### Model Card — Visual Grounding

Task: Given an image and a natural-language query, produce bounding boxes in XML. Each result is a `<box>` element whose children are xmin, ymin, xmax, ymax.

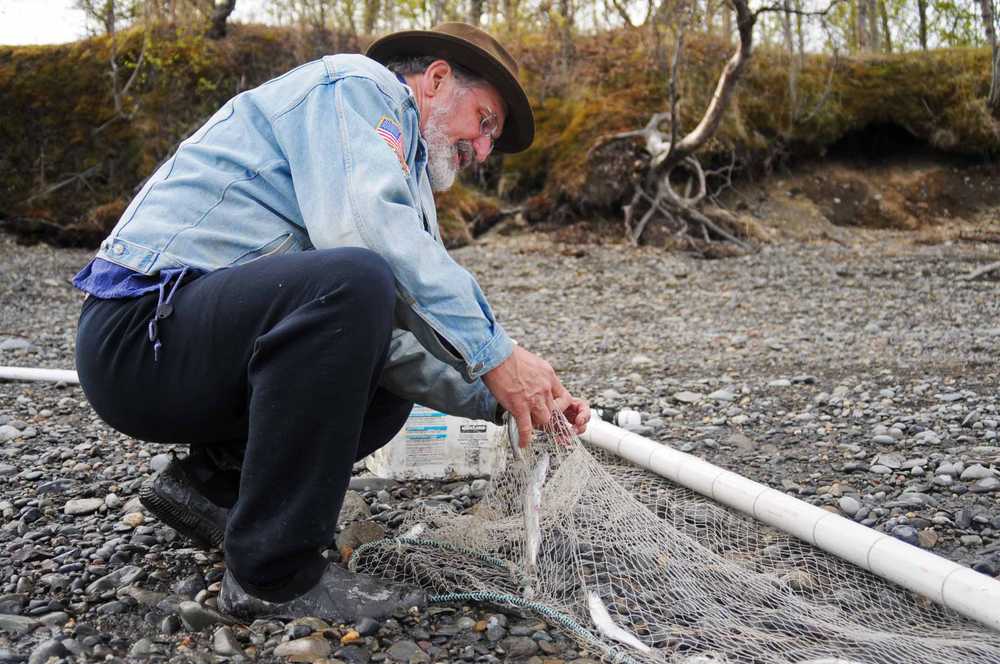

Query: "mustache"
<box><xmin>455</xmin><ymin>140</ymin><xmax>475</xmax><ymax>168</ymax></box>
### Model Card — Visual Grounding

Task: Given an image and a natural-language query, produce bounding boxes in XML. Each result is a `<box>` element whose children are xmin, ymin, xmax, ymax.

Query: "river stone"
<box><xmin>27</xmin><ymin>640</ymin><xmax>68</xmax><ymax>664</ymax></box>
<box><xmin>129</xmin><ymin>638</ymin><xmax>160</xmax><ymax>657</ymax></box>
<box><xmin>273</xmin><ymin>635</ymin><xmax>332</xmax><ymax>662</ymax></box>
<box><xmin>960</xmin><ymin>464</ymin><xmax>994</xmax><ymax>481</ymax></box>
<box><xmin>213</xmin><ymin>626</ymin><xmax>244</xmax><ymax>656</ymax></box>
<box><xmin>386</xmin><ymin>639</ymin><xmax>429</xmax><ymax>663</ymax></box>
<box><xmin>891</xmin><ymin>525</ymin><xmax>919</xmax><ymax>546</ymax></box>
<box><xmin>0</xmin><ymin>614</ymin><xmax>40</xmax><ymax>636</ymax></box>
<box><xmin>708</xmin><ymin>389</ymin><xmax>736</xmax><ymax>402</ymax></box>
<box><xmin>63</xmin><ymin>498</ymin><xmax>104</xmax><ymax>515</ymax></box>
<box><xmin>86</xmin><ymin>565</ymin><xmax>144</xmax><ymax>595</ymax></box>
<box><xmin>0</xmin><ymin>426</ymin><xmax>19</xmax><ymax>443</ymax></box>
<box><xmin>499</xmin><ymin>636</ymin><xmax>539</xmax><ymax>658</ymax></box>
<box><xmin>875</xmin><ymin>453</ymin><xmax>903</xmax><ymax>469</ymax></box>
<box><xmin>177</xmin><ymin>600</ymin><xmax>230</xmax><ymax>631</ymax></box>
<box><xmin>672</xmin><ymin>391</ymin><xmax>703</xmax><ymax>404</ymax></box>
<box><xmin>971</xmin><ymin>477</ymin><xmax>1000</xmax><ymax>493</ymax></box>
<box><xmin>338</xmin><ymin>491</ymin><xmax>370</xmax><ymax>525</ymax></box>
<box><xmin>918</xmin><ymin>529</ymin><xmax>939</xmax><ymax>548</ymax></box>
<box><xmin>150</xmin><ymin>453</ymin><xmax>172</xmax><ymax>473</ymax></box>
<box><xmin>838</xmin><ymin>496</ymin><xmax>861</xmax><ymax>516</ymax></box>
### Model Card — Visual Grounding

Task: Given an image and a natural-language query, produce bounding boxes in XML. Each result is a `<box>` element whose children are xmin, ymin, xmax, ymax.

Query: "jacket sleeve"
<box><xmin>381</xmin><ymin>329</ymin><xmax>499</xmax><ymax>422</ymax></box>
<box><xmin>270</xmin><ymin>75</ymin><xmax>514</xmax><ymax>381</ymax></box>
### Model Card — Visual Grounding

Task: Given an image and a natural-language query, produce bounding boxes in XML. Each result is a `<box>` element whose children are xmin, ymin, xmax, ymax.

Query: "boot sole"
<box><xmin>140</xmin><ymin>480</ymin><xmax>225</xmax><ymax>549</ymax></box>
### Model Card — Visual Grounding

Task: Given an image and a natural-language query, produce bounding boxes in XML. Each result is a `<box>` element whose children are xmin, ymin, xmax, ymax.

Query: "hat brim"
<box><xmin>366</xmin><ymin>31</ymin><xmax>534</xmax><ymax>154</ymax></box>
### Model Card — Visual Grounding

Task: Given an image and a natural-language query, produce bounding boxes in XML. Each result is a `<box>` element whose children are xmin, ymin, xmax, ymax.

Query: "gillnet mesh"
<box><xmin>351</xmin><ymin>416</ymin><xmax>1000</xmax><ymax>663</ymax></box>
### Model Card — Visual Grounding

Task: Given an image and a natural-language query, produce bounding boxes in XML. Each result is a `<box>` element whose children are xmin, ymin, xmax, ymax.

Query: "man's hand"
<box><xmin>482</xmin><ymin>346</ymin><xmax>590</xmax><ymax>448</ymax></box>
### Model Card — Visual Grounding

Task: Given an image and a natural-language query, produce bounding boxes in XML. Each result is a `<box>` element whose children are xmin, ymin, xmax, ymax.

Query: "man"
<box><xmin>73</xmin><ymin>23</ymin><xmax>589</xmax><ymax>623</ymax></box>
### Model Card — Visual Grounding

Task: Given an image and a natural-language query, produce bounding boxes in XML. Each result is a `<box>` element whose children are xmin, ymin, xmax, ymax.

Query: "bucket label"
<box><xmin>364</xmin><ymin>406</ymin><xmax>505</xmax><ymax>480</ymax></box>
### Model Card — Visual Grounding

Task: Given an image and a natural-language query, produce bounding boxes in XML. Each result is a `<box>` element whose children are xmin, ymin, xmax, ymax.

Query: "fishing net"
<box><xmin>350</xmin><ymin>416</ymin><xmax>1000</xmax><ymax>663</ymax></box>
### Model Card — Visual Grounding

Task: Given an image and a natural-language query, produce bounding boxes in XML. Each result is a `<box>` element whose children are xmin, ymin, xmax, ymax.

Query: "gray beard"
<box><xmin>423</xmin><ymin>107</ymin><xmax>459</xmax><ymax>192</ymax></box>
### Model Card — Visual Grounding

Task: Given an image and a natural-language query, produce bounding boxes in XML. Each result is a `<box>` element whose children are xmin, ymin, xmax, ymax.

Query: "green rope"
<box><xmin>350</xmin><ymin>536</ymin><xmax>650</xmax><ymax>664</ymax></box>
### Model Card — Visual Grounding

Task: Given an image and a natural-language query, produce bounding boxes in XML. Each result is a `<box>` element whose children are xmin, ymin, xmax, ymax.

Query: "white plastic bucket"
<box><xmin>365</xmin><ymin>405</ymin><xmax>507</xmax><ymax>480</ymax></box>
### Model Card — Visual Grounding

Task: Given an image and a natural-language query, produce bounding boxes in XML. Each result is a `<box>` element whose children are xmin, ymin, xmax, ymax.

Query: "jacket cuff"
<box><xmin>466</xmin><ymin>324</ymin><xmax>515</xmax><ymax>380</ymax></box>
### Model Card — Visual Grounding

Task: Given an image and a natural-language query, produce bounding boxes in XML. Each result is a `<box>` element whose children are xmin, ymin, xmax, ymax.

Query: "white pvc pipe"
<box><xmin>0</xmin><ymin>366</ymin><xmax>79</xmax><ymax>384</ymax></box>
<box><xmin>581</xmin><ymin>418</ymin><xmax>1000</xmax><ymax>633</ymax></box>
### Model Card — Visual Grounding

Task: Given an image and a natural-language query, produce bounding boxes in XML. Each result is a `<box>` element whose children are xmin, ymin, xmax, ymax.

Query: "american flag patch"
<box><xmin>375</xmin><ymin>115</ymin><xmax>409</xmax><ymax>175</ymax></box>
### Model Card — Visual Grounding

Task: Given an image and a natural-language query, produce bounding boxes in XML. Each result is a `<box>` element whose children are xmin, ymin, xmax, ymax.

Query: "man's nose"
<box><xmin>472</xmin><ymin>134</ymin><xmax>493</xmax><ymax>162</ymax></box>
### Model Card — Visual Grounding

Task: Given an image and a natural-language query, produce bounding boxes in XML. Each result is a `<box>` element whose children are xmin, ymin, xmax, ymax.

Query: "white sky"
<box><xmin>0</xmin><ymin>0</ymin><xmax>271</xmax><ymax>46</ymax></box>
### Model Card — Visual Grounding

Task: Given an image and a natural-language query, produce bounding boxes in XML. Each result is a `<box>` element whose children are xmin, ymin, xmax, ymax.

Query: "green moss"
<box><xmin>2</xmin><ymin>25</ymin><xmax>998</xmax><ymax>241</ymax></box>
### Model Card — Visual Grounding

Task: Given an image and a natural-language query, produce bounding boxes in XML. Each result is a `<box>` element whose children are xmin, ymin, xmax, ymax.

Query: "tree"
<box><xmin>187</xmin><ymin>0</ymin><xmax>238</xmax><ymax>38</ymax></box>
<box><xmin>979</xmin><ymin>0</ymin><xmax>1000</xmax><ymax>117</ymax></box>
<box><xmin>76</xmin><ymin>0</ymin><xmax>139</xmax><ymax>35</ymax></box>
<box><xmin>917</xmin><ymin>0</ymin><xmax>928</xmax><ymax>49</ymax></box>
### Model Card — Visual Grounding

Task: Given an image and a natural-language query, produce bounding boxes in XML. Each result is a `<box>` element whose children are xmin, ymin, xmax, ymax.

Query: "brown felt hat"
<box><xmin>366</xmin><ymin>22</ymin><xmax>534</xmax><ymax>153</ymax></box>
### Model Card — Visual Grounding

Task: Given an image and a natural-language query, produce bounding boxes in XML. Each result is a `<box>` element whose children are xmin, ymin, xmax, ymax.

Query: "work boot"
<box><xmin>139</xmin><ymin>457</ymin><xmax>231</xmax><ymax>549</ymax></box>
<box><xmin>217</xmin><ymin>563</ymin><xmax>427</xmax><ymax>623</ymax></box>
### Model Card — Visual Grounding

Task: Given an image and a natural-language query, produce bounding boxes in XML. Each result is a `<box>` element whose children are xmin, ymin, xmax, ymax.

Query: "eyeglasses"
<box><xmin>480</xmin><ymin>109</ymin><xmax>500</xmax><ymax>152</ymax></box>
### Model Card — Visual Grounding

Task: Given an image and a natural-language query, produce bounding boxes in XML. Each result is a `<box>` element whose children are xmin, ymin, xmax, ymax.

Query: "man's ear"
<box><xmin>423</xmin><ymin>59</ymin><xmax>452</xmax><ymax>97</ymax></box>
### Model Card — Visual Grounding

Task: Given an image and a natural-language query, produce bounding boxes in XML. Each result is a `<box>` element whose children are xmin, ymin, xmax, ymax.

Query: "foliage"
<box><xmin>1</xmin><ymin>23</ymin><xmax>999</xmax><ymax>247</ymax></box>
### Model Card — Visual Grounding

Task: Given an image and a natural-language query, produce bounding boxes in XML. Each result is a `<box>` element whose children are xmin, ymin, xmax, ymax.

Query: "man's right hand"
<box><xmin>482</xmin><ymin>346</ymin><xmax>589</xmax><ymax>448</ymax></box>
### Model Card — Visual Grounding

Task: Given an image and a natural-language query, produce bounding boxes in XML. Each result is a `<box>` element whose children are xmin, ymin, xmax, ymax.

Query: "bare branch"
<box><xmin>658</xmin><ymin>0</ymin><xmax>755</xmax><ymax>172</ymax></box>
<box><xmin>960</xmin><ymin>261</ymin><xmax>1000</xmax><ymax>281</ymax></box>
<box><xmin>24</xmin><ymin>167</ymin><xmax>100</xmax><ymax>204</ymax></box>
<box><xmin>752</xmin><ymin>0</ymin><xmax>845</xmax><ymax>19</ymax></box>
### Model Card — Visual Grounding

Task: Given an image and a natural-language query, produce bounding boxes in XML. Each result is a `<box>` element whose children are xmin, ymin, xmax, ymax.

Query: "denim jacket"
<box><xmin>91</xmin><ymin>54</ymin><xmax>509</xmax><ymax>421</ymax></box>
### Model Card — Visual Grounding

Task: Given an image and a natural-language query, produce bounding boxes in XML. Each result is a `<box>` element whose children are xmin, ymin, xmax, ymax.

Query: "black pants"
<box><xmin>76</xmin><ymin>248</ymin><xmax>413</xmax><ymax>599</ymax></box>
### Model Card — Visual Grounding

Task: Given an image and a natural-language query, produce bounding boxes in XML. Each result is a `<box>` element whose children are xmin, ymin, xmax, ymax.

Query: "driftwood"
<box><xmin>960</xmin><ymin>261</ymin><xmax>1000</xmax><ymax>281</ymax></box>
<box><xmin>591</xmin><ymin>0</ymin><xmax>842</xmax><ymax>252</ymax></box>
<box><xmin>592</xmin><ymin>0</ymin><xmax>757</xmax><ymax>250</ymax></box>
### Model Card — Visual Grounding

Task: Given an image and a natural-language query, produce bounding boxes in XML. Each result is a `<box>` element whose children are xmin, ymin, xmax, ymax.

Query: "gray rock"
<box><xmin>971</xmin><ymin>477</ymin><xmax>1000</xmax><ymax>493</ymax></box>
<box><xmin>891</xmin><ymin>525</ymin><xmax>919</xmax><ymax>546</ymax></box>
<box><xmin>355</xmin><ymin>616</ymin><xmax>380</xmax><ymax>637</ymax></box>
<box><xmin>177</xmin><ymin>600</ymin><xmax>230</xmax><ymax>631</ymax></box>
<box><xmin>875</xmin><ymin>453</ymin><xmax>903</xmax><ymax>469</ymax></box>
<box><xmin>161</xmin><ymin>614</ymin><xmax>182</xmax><ymax>635</ymax></box>
<box><xmin>672</xmin><ymin>391</ymin><xmax>703</xmax><ymax>404</ymax></box>
<box><xmin>338</xmin><ymin>491</ymin><xmax>371</xmax><ymax>525</ymax></box>
<box><xmin>0</xmin><ymin>338</ymin><xmax>34</xmax><ymax>352</ymax></box>
<box><xmin>838</xmin><ymin>496</ymin><xmax>861</xmax><ymax>516</ymax></box>
<box><xmin>63</xmin><ymin>498</ymin><xmax>104</xmax><ymax>515</ymax></box>
<box><xmin>499</xmin><ymin>636</ymin><xmax>539</xmax><ymax>658</ymax></box>
<box><xmin>960</xmin><ymin>464</ymin><xmax>994</xmax><ymax>481</ymax></box>
<box><xmin>121</xmin><ymin>585</ymin><xmax>167</xmax><ymax>607</ymax></box>
<box><xmin>129</xmin><ymin>638</ymin><xmax>161</xmax><ymax>657</ymax></box>
<box><xmin>213</xmin><ymin>626</ymin><xmax>244</xmax><ymax>656</ymax></box>
<box><xmin>150</xmin><ymin>453</ymin><xmax>172</xmax><ymax>473</ymax></box>
<box><xmin>273</xmin><ymin>635</ymin><xmax>332</xmax><ymax>661</ymax></box>
<box><xmin>870</xmin><ymin>465</ymin><xmax>892</xmax><ymax>475</ymax></box>
<box><xmin>86</xmin><ymin>565</ymin><xmax>144</xmax><ymax>595</ymax></box>
<box><xmin>0</xmin><ymin>614</ymin><xmax>40</xmax><ymax>636</ymax></box>
<box><xmin>767</xmin><ymin>379</ymin><xmax>792</xmax><ymax>387</ymax></box>
<box><xmin>27</xmin><ymin>640</ymin><xmax>68</xmax><ymax>664</ymax></box>
<box><xmin>707</xmin><ymin>389</ymin><xmax>736</xmax><ymax>402</ymax></box>
<box><xmin>872</xmin><ymin>435</ymin><xmax>895</xmax><ymax>445</ymax></box>
<box><xmin>0</xmin><ymin>426</ymin><xmax>19</xmax><ymax>443</ymax></box>
<box><xmin>386</xmin><ymin>639</ymin><xmax>429</xmax><ymax>663</ymax></box>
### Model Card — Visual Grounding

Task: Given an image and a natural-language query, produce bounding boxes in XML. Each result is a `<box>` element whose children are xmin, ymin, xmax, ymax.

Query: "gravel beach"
<box><xmin>1</xmin><ymin>231</ymin><xmax>998</xmax><ymax>663</ymax></box>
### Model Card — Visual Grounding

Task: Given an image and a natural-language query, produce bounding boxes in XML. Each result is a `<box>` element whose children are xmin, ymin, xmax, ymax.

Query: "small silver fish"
<box><xmin>505</xmin><ymin>412</ymin><xmax>524</xmax><ymax>463</ymax></box>
<box><xmin>523</xmin><ymin>451</ymin><xmax>550</xmax><ymax>573</ymax></box>
<box><xmin>586</xmin><ymin>591</ymin><xmax>652</xmax><ymax>654</ymax></box>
